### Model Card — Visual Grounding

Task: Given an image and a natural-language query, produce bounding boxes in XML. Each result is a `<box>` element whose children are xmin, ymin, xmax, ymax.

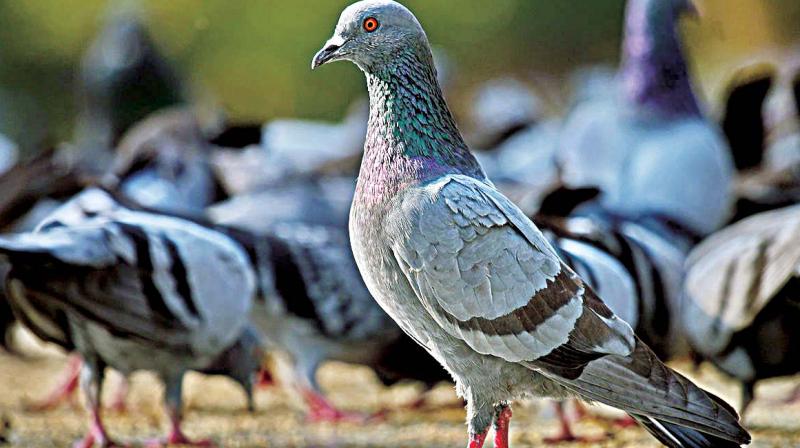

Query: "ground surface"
<box><xmin>0</xmin><ymin>347</ymin><xmax>798</xmax><ymax>447</ymax></box>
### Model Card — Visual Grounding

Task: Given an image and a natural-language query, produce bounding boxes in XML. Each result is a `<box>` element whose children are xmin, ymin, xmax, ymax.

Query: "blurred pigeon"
<box><xmin>713</xmin><ymin>51</ymin><xmax>800</xmax><ymax>222</ymax></box>
<box><xmin>468</xmin><ymin>78</ymin><xmax>543</xmax><ymax>150</ymax></box>
<box><xmin>2</xmin><ymin>189</ymin><xmax>255</xmax><ymax>447</ymax></box>
<box><xmin>682</xmin><ymin>204</ymin><xmax>800</xmax><ymax>414</ymax></box>
<box><xmin>106</xmin><ymin>107</ymin><xmax>225</xmax><ymax>218</ymax></box>
<box><xmin>208</xmin><ymin>176</ymin><xmax>355</xmax><ymax>231</ymax></box>
<box><xmin>216</xmin><ymin>220</ymin><xmax>451</xmax><ymax>421</ymax></box>
<box><xmin>720</xmin><ymin>63</ymin><xmax>776</xmax><ymax>172</ymax></box>
<box><xmin>557</xmin><ymin>0</ymin><xmax>735</xmax><ymax>243</ymax></box>
<box><xmin>313</xmin><ymin>2</ymin><xmax>749</xmax><ymax>447</ymax></box>
<box><xmin>75</xmin><ymin>1</ymin><xmax>184</xmax><ymax>153</ymax></box>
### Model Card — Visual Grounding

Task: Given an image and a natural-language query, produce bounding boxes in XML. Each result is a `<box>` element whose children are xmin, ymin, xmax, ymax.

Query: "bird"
<box><xmin>556</xmin><ymin>0</ymin><xmax>735</xmax><ymax>250</ymax></box>
<box><xmin>105</xmin><ymin>107</ymin><xmax>225</xmax><ymax>218</ymax></box>
<box><xmin>721</xmin><ymin>55</ymin><xmax>800</xmax><ymax>222</ymax></box>
<box><xmin>23</xmin><ymin>108</ymin><xmax>229</xmax><ymax>413</ymax></box>
<box><xmin>74</xmin><ymin>1</ymin><xmax>185</xmax><ymax>155</ymax></box>
<box><xmin>214</xmin><ymin>219</ymin><xmax>452</xmax><ymax>421</ymax></box>
<box><xmin>312</xmin><ymin>2</ymin><xmax>750</xmax><ymax>447</ymax></box>
<box><xmin>2</xmin><ymin>188</ymin><xmax>256</xmax><ymax>447</ymax></box>
<box><xmin>682</xmin><ymin>204</ymin><xmax>800</xmax><ymax>415</ymax></box>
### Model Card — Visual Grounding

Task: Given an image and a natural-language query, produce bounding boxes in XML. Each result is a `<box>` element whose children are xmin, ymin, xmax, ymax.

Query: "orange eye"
<box><xmin>363</xmin><ymin>17</ymin><xmax>379</xmax><ymax>32</ymax></box>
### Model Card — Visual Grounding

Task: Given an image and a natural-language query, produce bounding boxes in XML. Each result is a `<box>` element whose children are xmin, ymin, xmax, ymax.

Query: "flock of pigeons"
<box><xmin>0</xmin><ymin>0</ymin><xmax>798</xmax><ymax>447</ymax></box>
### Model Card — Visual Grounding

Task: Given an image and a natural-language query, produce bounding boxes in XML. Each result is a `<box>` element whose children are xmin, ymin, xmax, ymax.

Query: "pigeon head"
<box><xmin>312</xmin><ymin>0</ymin><xmax>429</xmax><ymax>73</ymax></box>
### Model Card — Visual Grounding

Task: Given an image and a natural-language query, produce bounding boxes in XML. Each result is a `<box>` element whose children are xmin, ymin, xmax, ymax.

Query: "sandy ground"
<box><xmin>0</xmin><ymin>344</ymin><xmax>798</xmax><ymax>448</ymax></box>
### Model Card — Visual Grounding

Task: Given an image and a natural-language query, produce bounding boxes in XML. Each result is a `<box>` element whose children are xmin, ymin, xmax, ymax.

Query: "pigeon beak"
<box><xmin>312</xmin><ymin>36</ymin><xmax>346</xmax><ymax>70</ymax></box>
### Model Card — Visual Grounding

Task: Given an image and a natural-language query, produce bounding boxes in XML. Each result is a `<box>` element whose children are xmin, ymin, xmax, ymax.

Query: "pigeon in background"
<box><xmin>724</xmin><ymin>53</ymin><xmax>800</xmax><ymax>221</ymax></box>
<box><xmin>682</xmin><ymin>204</ymin><xmax>800</xmax><ymax>414</ymax></box>
<box><xmin>74</xmin><ymin>0</ymin><xmax>185</xmax><ymax>155</ymax></box>
<box><xmin>557</xmin><ymin>0</ymin><xmax>735</xmax><ymax>248</ymax></box>
<box><xmin>468</xmin><ymin>79</ymin><xmax>562</xmax><ymax>214</ymax></box>
<box><xmin>2</xmin><ymin>189</ymin><xmax>256</xmax><ymax>447</ymax></box>
<box><xmin>106</xmin><ymin>107</ymin><xmax>225</xmax><ymax>218</ymax></box>
<box><xmin>208</xmin><ymin>175</ymin><xmax>355</xmax><ymax>231</ymax></box>
<box><xmin>22</xmin><ymin>109</ymin><xmax>230</xmax><ymax>412</ymax></box>
<box><xmin>313</xmin><ymin>2</ymin><xmax>749</xmax><ymax>447</ymax></box>
<box><xmin>215</xmin><ymin>219</ymin><xmax>451</xmax><ymax>421</ymax></box>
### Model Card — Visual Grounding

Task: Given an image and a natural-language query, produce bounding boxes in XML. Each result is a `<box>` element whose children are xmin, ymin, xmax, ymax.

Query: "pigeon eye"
<box><xmin>363</xmin><ymin>17</ymin><xmax>379</xmax><ymax>33</ymax></box>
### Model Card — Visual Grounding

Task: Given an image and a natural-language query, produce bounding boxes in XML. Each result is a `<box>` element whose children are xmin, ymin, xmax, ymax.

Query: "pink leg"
<box><xmin>783</xmin><ymin>384</ymin><xmax>800</xmax><ymax>405</ymax></box>
<box><xmin>108</xmin><ymin>377</ymin><xmax>129</xmax><ymax>413</ymax></box>
<box><xmin>302</xmin><ymin>389</ymin><xmax>385</xmax><ymax>423</ymax></box>
<box><xmin>544</xmin><ymin>401</ymin><xmax>610</xmax><ymax>444</ymax></box>
<box><xmin>29</xmin><ymin>355</ymin><xmax>82</xmax><ymax>411</ymax></box>
<box><xmin>574</xmin><ymin>400</ymin><xmax>636</xmax><ymax>428</ymax></box>
<box><xmin>255</xmin><ymin>368</ymin><xmax>274</xmax><ymax>389</ymax></box>
<box><xmin>73</xmin><ymin>361</ymin><xmax>124</xmax><ymax>448</ymax></box>
<box><xmin>145</xmin><ymin>403</ymin><xmax>214</xmax><ymax>448</ymax></box>
<box><xmin>494</xmin><ymin>405</ymin><xmax>512</xmax><ymax>448</ymax></box>
<box><xmin>467</xmin><ymin>428</ymin><xmax>488</xmax><ymax>448</ymax></box>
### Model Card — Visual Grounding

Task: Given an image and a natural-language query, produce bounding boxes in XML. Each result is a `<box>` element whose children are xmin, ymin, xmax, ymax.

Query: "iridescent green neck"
<box><xmin>357</xmin><ymin>44</ymin><xmax>484</xmax><ymax>201</ymax></box>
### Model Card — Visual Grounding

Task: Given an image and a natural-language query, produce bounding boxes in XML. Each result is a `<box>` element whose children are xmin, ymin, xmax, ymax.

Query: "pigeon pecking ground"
<box><xmin>0</xmin><ymin>349</ymin><xmax>797</xmax><ymax>447</ymax></box>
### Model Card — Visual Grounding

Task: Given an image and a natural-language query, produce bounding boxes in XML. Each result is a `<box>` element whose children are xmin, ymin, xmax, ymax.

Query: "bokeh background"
<box><xmin>0</xmin><ymin>0</ymin><xmax>799</xmax><ymax>153</ymax></box>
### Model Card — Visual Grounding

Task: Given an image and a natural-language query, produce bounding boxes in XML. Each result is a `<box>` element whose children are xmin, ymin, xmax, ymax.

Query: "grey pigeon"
<box><xmin>313</xmin><ymin>2</ymin><xmax>750</xmax><ymax>447</ymax></box>
<box><xmin>725</xmin><ymin>54</ymin><xmax>800</xmax><ymax>221</ymax></box>
<box><xmin>682</xmin><ymin>204</ymin><xmax>800</xmax><ymax>414</ymax></box>
<box><xmin>208</xmin><ymin>175</ymin><xmax>355</xmax><ymax>231</ymax></box>
<box><xmin>106</xmin><ymin>107</ymin><xmax>224</xmax><ymax>218</ymax></box>
<box><xmin>557</xmin><ymin>0</ymin><xmax>734</xmax><ymax>245</ymax></box>
<box><xmin>2</xmin><ymin>189</ymin><xmax>255</xmax><ymax>447</ymax></box>
<box><xmin>216</xmin><ymin>219</ymin><xmax>451</xmax><ymax>421</ymax></box>
<box><xmin>75</xmin><ymin>1</ymin><xmax>184</xmax><ymax>153</ymax></box>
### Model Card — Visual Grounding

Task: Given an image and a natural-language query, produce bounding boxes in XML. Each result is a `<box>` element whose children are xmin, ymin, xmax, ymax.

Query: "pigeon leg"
<box><xmin>145</xmin><ymin>375</ymin><xmax>213</xmax><ymax>448</ymax></box>
<box><xmin>296</xmin><ymin>359</ymin><xmax>379</xmax><ymax>423</ymax></box>
<box><xmin>493</xmin><ymin>403</ymin><xmax>512</xmax><ymax>448</ymax></box>
<box><xmin>741</xmin><ymin>381</ymin><xmax>755</xmax><ymax>417</ymax></box>
<box><xmin>107</xmin><ymin>375</ymin><xmax>129</xmax><ymax>413</ymax></box>
<box><xmin>544</xmin><ymin>401</ymin><xmax>610</xmax><ymax>444</ymax></box>
<box><xmin>28</xmin><ymin>354</ymin><xmax>82</xmax><ymax>411</ymax></box>
<box><xmin>73</xmin><ymin>358</ymin><xmax>122</xmax><ymax>448</ymax></box>
<box><xmin>572</xmin><ymin>400</ymin><xmax>636</xmax><ymax>428</ymax></box>
<box><xmin>782</xmin><ymin>383</ymin><xmax>800</xmax><ymax>405</ymax></box>
<box><xmin>255</xmin><ymin>367</ymin><xmax>274</xmax><ymax>389</ymax></box>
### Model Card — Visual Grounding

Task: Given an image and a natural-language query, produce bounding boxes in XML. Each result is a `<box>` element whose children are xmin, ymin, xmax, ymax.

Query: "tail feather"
<box><xmin>633</xmin><ymin>415</ymin><xmax>744</xmax><ymax>448</ymax></box>
<box><xmin>544</xmin><ymin>339</ymin><xmax>750</xmax><ymax>445</ymax></box>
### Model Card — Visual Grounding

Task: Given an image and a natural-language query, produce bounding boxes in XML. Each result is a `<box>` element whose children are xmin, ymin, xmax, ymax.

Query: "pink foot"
<box><xmin>72</xmin><ymin>431</ymin><xmax>126</xmax><ymax>448</ymax></box>
<box><xmin>144</xmin><ymin>433</ymin><xmax>215</xmax><ymax>448</ymax></box>
<box><xmin>255</xmin><ymin>368</ymin><xmax>274</xmax><ymax>389</ymax></box>
<box><xmin>468</xmin><ymin>429</ymin><xmax>488</xmax><ymax>448</ymax></box>
<box><xmin>303</xmin><ymin>390</ymin><xmax>384</xmax><ymax>423</ymax></box>
<box><xmin>545</xmin><ymin>402</ymin><xmax>611</xmax><ymax>444</ymax></box>
<box><xmin>29</xmin><ymin>356</ymin><xmax>82</xmax><ymax>411</ymax></box>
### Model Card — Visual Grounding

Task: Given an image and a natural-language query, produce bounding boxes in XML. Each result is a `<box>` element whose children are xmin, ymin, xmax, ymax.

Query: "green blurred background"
<box><xmin>0</xmin><ymin>0</ymin><xmax>798</xmax><ymax>151</ymax></box>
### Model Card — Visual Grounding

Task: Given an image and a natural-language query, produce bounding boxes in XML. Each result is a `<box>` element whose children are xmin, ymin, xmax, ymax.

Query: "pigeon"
<box><xmin>208</xmin><ymin>175</ymin><xmax>355</xmax><ymax>231</ymax></box>
<box><xmin>2</xmin><ymin>189</ymin><xmax>256</xmax><ymax>447</ymax></box>
<box><xmin>74</xmin><ymin>1</ymin><xmax>185</xmax><ymax>153</ymax></box>
<box><xmin>106</xmin><ymin>107</ymin><xmax>225</xmax><ymax>218</ymax></box>
<box><xmin>557</xmin><ymin>0</ymin><xmax>735</xmax><ymax>244</ymax></box>
<box><xmin>215</xmin><ymin>219</ymin><xmax>451</xmax><ymax>421</ymax></box>
<box><xmin>725</xmin><ymin>55</ymin><xmax>800</xmax><ymax>221</ymax></box>
<box><xmin>682</xmin><ymin>204</ymin><xmax>800</xmax><ymax>414</ymax></box>
<box><xmin>313</xmin><ymin>2</ymin><xmax>750</xmax><ymax>447</ymax></box>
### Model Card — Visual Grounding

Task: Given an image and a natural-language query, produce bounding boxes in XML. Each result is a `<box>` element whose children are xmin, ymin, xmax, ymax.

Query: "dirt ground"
<box><xmin>0</xmin><ymin>343</ymin><xmax>798</xmax><ymax>448</ymax></box>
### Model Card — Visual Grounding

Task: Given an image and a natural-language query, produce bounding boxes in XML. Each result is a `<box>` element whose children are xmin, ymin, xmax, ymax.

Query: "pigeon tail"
<box><xmin>633</xmin><ymin>413</ymin><xmax>744</xmax><ymax>448</ymax></box>
<box><xmin>539</xmin><ymin>339</ymin><xmax>750</xmax><ymax>446</ymax></box>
